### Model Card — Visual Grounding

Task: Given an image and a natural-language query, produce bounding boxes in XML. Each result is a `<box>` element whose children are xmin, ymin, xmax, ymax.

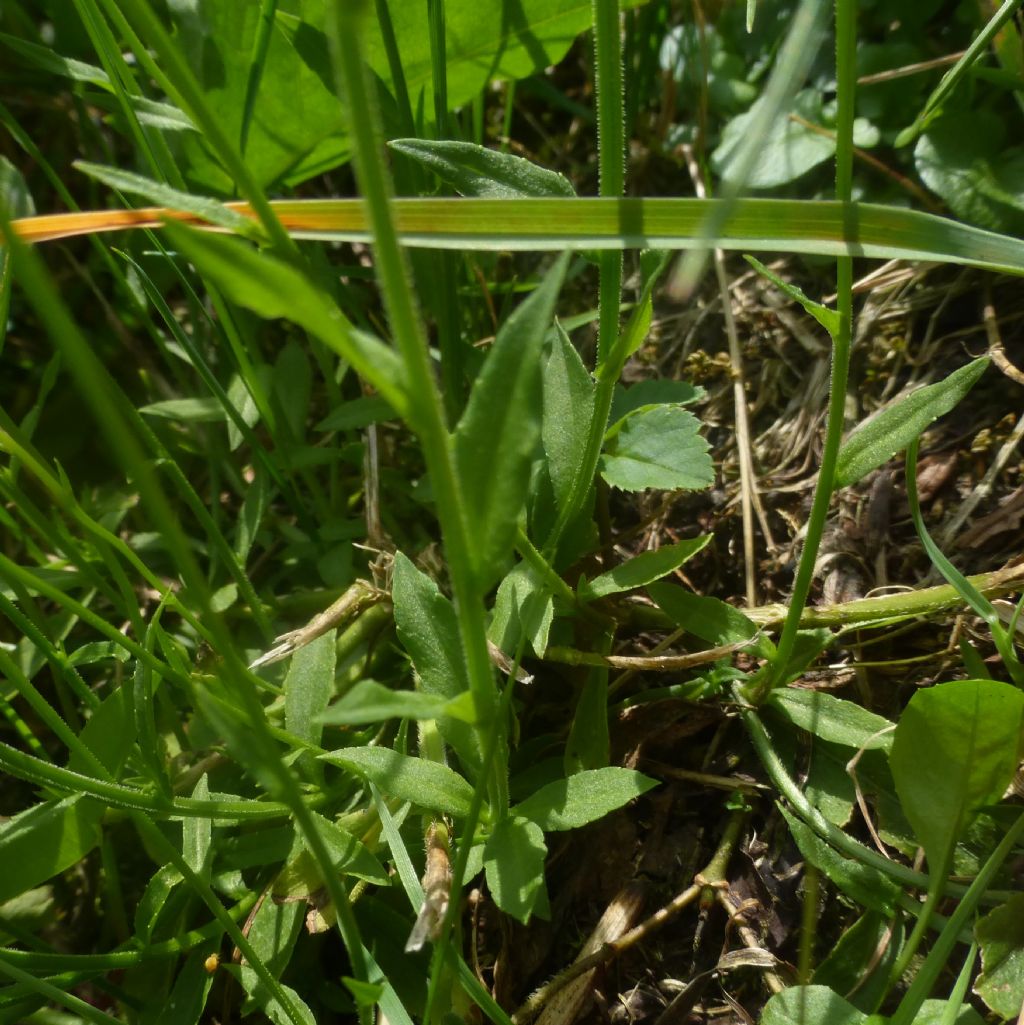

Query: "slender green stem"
<box><xmin>888</xmin><ymin>810</ymin><xmax>1024</xmax><ymax>1025</ymax></box>
<box><xmin>906</xmin><ymin>438</ymin><xmax>1023</xmax><ymax>683</ymax></box>
<box><xmin>128</xmin><ymin>812</ymin><xmax>308</xmax><ymax>1025</ymax></box>
<box><xmin>0</xmin><ymin>896</ymin><xmax>255</xmax><ymax>971</ymax></box>
<box><xmin>734</xmin><ymin>689</ymin><xmax>1016</xmax><ymax>902</ymax></box>
<box><xmin>543</xmin><ymin>0</ymin><xmax>625</xmax><ymax>555</ymax></box>
<box><xmin>754</xmin><ymin>0</ymin><xmax>856</xmax><ymax>700</ymax></box>
<box><xmin>0</xmin><ymin>740</ymin><xmax>296</xmax><ymax>819</ymax></box>
<box><xmin>592</xmin><ymin>0</ymin><xmax>624</xmax><ymax>366</ymax></box>
<box><xmin>326</xmin><ymin>3</ymin><xmax>499</xmax><ymax>761</ymax></box>
<box><xmin>0</xmin><ymin>958</ymin><xmax>123</xmax><ymax>1025</ymax></box>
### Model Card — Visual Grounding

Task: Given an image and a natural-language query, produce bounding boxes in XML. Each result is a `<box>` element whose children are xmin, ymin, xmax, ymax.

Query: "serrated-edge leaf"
<box><xmin>835</xmin><ymin>357</ymin><xmax>989</xmax><ymax>488</ymax></box>
<box><xmin>607</xmin><ymin>379</ymin><xmax>704</xmax><ymax>428</ymax></box>
<box><xmin>389</xmin><ymin>139</ymin><xmax>575</xmax><ymax>198</ymax></box>
<box><xmin>600</xmin><ymin>404</ymin><xmax>713</xmax><ymax>493</ymax></box>
<box><xmin>320</xmin><ymin>747</ymin><xmax>475</xmax><ymax>818</ymax></box>
<box><xmin>580</xmin><ymin>535</ymin><xmax>711</xmax><ymax>600</ymax></box>
<box><xmin>511</xmin><ymin>767</ymin><xmax>658</xmax><ymax>831</ymax></box>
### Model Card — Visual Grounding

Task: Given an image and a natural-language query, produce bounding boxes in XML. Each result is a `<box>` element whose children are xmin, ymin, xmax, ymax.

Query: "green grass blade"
<box><xmin>896</xmin><ymin>0</ymin><xmax>1023</xmax><ymax>146</ymax></box>
<box><xmin>244</xmin><ymin>196</ymin><xmax>1024</xmax><ymax>275</ymax></box>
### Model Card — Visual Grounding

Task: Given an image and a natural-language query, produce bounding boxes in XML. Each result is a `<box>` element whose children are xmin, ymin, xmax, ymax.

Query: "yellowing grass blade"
<box><xmin>10</xmin><ymin>197</ymin><xmax>1024</xmax><ymax>276</ymax></box>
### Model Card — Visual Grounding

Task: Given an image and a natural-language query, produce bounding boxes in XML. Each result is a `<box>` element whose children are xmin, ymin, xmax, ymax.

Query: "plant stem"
<box><xmin>326</xmin><ymin>3</ymin><xmax>501</xmax><ymax>798</ymax></box>
<box><xmin>543</xmin><ymin>0</ymin><xmax>624</xmax><ymax>554</ymax></box>
<box><xmin>754</xmin><ymin>0</ymin><xmax>856</xmax><ymax>700</ymax></box>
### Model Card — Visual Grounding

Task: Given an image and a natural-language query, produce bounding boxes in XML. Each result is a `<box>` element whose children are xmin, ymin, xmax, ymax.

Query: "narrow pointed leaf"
<box><xmin>159</xmin><ymin>223</ymin><xmax>411</xmax><ymax>422</ymax></box>
<box><xmin>579</xmin><ymin>535</ymin><xmax>711</xmax><ymax>600</ymax></box>
<box><xmin>320</xmin><ymin>747</ymin><xmax>475</xmax><ymax>819</ymax></box>
<box><xmin>836</xmin><ymin>357</ymin><xmax>989</xmax><ymax>488</ymax></box>
<box><xmin>388</xmin><ymin>139</ymin><xmax>574</xmax><ymax>198</ymax></box>
<box><xmin>542</xmin><ymin>321</ymin><xmax>596</xmax><ymax>514</ymax></box>
<box><xmin>454</xmin><ymin>255</ymin><xmax>568</xmax><ymax>590</ymax></box>
<box><xmin>512</xmin><ymin>767</ymin><xmax>658</xmax><ymax>831</ymax></box>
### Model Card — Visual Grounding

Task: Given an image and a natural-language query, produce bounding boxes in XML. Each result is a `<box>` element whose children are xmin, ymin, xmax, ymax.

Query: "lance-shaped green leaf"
<box><xmin>579</xmin><ymin>535</ymin><xmax>711</xmax><ymax>601</ymax></box>
<box><xmin>512</xmin><ymin>767</ymin><xmax>658</xmax><ymax>831</ymax></box>
<box><xmin>454</xmin><ymin>254</ymin><xmax>568</xmax><ymax>591</ymax></box>
<box><xmin>23</xmin><ymin>197</ymin><xmax>1024</xmax><ymax>278</ymax></box>
<box><xmin>391</xmin><ymin>552</ymin><xmax>481</xmax><ymax>771</ymax></box>
<box><xmin>318</xmin><ymin>680</ymin><xmax>475</xmax><ymax>726</ymax></box>
<box><xmin>835</xmin><ymin>357</ymin><xmax>989</xmax><ymax>488</ymax></box>
<box><xmin>160</xmin><ymin>223</ymin><xmax>411</xmax><ymax>423</ymax></box>
<box><xmin>75</xmin><ymin>161</ymin><xmax>260</xmax><ymax>237</ymax></box>
<box><xmin>0</xmin><ymin>795</ymin><xmax>103</xmax><ymax>903</ymax></box>
<box><xmin>745</xmin><ymin>254</ymin><xmax>840</xmax><ymax>337</ymax></box>
<box><xmin>542</xmin><ymin>321</ymin><xmax>596</xmax><ymax>514</ymax></box>
<box><xmin>320</xmin><ymin>747</ymin><xmax>475</xmax><ymax>819</ymax></box>
<box><xmin>388</xmin><ymin>139</ymin><xmax>575</xmax><ymax>198</ymax></box>
<box><xmin>780</xmin><ymin>807</ymin><xmax>901</xmax><ymax>916</ymax></box>
<box><xmin>647</xmin><ymin>582</ymin><xmax>758</xmax><ymax>646</ymax></box>
<box><xmin>760</xmin><ymin>985</ymin><xmax>866</xmax><ymax>1025</ymax></box>
<box><xmin>768</xmin><ymin>689</ymin><xmax>895</xmax><ymax>752</ymax></box>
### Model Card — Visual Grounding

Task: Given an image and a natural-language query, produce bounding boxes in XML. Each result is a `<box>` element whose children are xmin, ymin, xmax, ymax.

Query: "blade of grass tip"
<box><xmin>671</xmin><ymin>0</ymin><xmax>829</xmax><ymax>297</ymax></box>
<box><xmin>755</xmin><ymin>0</ymin><xmax>856</xmax><ymax>698</ymax></box>
<box><xmin>15</xmin><ymin>196</ymin><xmax>1024</xmax><ymax>277</ymax></box>
<box><xmin>239</xmin><ymin>0</ymin><xmax>278</xmax><ymax>156</ymax></box>
<box><xmin>896</xmin><ymin>0</ymin><xmax>1023</xmax><ymax>146</ymax></box>
<box><xmin>110</xmin><ymin>0</ymin><xmax>292</xmax><ymax>253</ymax></box>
